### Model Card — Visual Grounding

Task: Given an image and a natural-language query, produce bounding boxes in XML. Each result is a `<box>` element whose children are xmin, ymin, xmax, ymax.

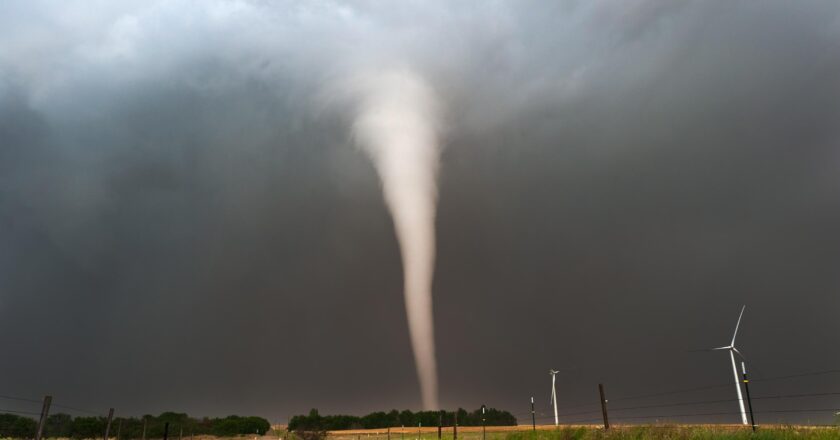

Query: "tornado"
<box><xmin>352</xmin><ymin>69</ymin><xmax>441</xmax><ymax>410</ymax></box>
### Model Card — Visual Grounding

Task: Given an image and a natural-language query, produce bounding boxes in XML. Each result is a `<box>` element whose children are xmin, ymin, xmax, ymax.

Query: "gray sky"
<box><xmin>2</xmin><ymin>0</ymin><xmax>840</xmax><ymax>425</ymax></box>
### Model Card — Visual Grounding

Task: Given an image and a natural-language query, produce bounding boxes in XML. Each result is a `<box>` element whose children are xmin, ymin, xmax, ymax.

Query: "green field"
<box><xmin>505</xmin><ymin>426</ymin><xmax>840</xmax><ymax>440</ymax></box>
<box><xmin>325</xmin><ymin>426</ymin><xmax>840</xmax><ymax>440</ymax></box>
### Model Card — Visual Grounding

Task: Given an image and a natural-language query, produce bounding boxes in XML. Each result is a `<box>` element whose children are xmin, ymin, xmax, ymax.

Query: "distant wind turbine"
<box><xmin>549</xmin><ymin>369</ymin><xmax>559</xmax><ymax>426</ymax></box>
<box><xmin>711</xmin><ymin>305</ymin><xmax>749</xmax><ymax>425</ymax></box>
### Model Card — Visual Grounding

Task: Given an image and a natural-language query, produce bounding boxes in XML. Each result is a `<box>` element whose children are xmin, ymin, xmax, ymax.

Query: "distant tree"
<box><xmin>70</xmin><ymin>416</ymin><xmax>106</xmax><ymax>440</ymax></box>
<box><xmin>46</xmin><ymin>413</ymin><xmax>73</xmax><ymax>438</ymax></box>
<box><xmin>0</xmin><ymin>413</ymin><xmax>37</xmax><ymax>438</ymax></box>
<box><xmin>289</xmin><ymin>409</ymin><xmax>328</xmax><ymax>440</ymax></box>
<box><xmin>157</xmin><ymin>412</ymin><xmax>189</xmax><ymax>424</ymax></box>
<box><xmin>211</xmin><ymin>415</ymin><xmax>270</xmax><ymax>436</ymax></box>
<box><xmin>387</xmin><ymin>410</ymin><xmax>400</xmax><ymax>427</ymax></box>
<box><xmin>0</xmin><ymin>410</ymin><xmax>275</xmax><ymax>439</ymax></box>
<box><xmin>398</xmin><ymin>410</ymin><xmax>414</xmax><ymax>427</ymax></box>
<box><xmin>289</xmin><ymin>409</ymin><xmax>321</xmax><ymax>431</ymax></box>
<box><xmin>361</xmin><ymin>412</ymin><xmax>387</xmax><ymax>429</ymax></box>
<box><xmin>245</xmin><ymin>416</ymin><xmax>271</xmax><ymax>435</ymax></box>
<box><xmin>286</xmin><ymin>407</ymin><xmax>516</xmax><ymax>431</ymax></box>
<box><xmin>457</xmin><ymin>408</ymin><xmax>471</xmax><ymax>426</ymax></box>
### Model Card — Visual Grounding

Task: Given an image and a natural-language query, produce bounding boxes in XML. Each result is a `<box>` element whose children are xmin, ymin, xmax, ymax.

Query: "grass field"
<box><xmin>321</xmin><ymin>425</ymin><xmax>840</xmax><ymax>440</ymax></box>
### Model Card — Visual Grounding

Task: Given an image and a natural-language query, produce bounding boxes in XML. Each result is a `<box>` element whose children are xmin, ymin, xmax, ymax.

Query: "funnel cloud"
<box><xmin>352</xmin><ymin>69</ymin><xmax>442</xmax><ymax>410</ymax></box>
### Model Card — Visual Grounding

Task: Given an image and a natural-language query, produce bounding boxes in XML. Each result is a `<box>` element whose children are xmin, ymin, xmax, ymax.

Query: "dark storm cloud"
<box><xmin>1</xmin><ymin>0</ymin><xmax>840</xmax><ymax>424</ymax></box>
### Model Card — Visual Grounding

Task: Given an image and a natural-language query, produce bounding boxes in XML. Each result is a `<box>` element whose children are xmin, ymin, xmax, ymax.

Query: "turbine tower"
<box><xmin>711</xmin><ymin>305</ymin><xmax>749</xmax><ymax>425</ymax></box>
<box><xmin>549</xmin><ymin>369</ymin><xmax>559</xmax><ymax>426</ymax></box>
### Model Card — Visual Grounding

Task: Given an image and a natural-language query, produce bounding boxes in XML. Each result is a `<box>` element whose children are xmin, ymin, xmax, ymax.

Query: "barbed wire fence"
<box><xmin>0</xmin><ymin>395</ymin><xmax>140</xmax><ymax>440</ymax></box>
<box><xmin>1</xmin><ymin>367</ymin><xmax>839</xmax><ymax>440</ymax></box>
<box><xmin>510</xmin><ymin>367</ymin><xmax>840</xmax><ymax>431</ymax></box>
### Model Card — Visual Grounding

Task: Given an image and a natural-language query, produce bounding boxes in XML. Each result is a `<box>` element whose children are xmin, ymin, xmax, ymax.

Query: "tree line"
<box><xmin>288</xmin><ymin>408</ymin><xmax>516</xmax><ymax>431</ymax></box>
<box><xmin>0</xmin><ymin>411</ymin><xmax>270</xmax><ymax>439</ymax></box>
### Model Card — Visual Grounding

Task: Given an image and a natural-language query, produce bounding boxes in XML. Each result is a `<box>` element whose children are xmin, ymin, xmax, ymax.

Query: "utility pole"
<box><xmin>530</xmin><ymin>397</ymin><xmax>536</xmax><ymax>431</ymax></box>
<box><xmin>164</xmin><ymin>422</ymin><xmax>170</xmax><ymax>440</ymax></box>
<box><xmin>35</xmin><ymin>395</ymin><xmax>52</xmax><ymax>440</ymax></box>
<box><xmin>437</xmin><ymin>411</ymin><xmax>442</xmax><ymax>440</ymax></box>
<box><xmin>387</xmin><ymin>427</ymin><xmax>390</xmax><ymax>440</ymax></box>
<box><xmin>598</xmin><ymin>384</ymin><xmax>609</xmax><ymax>430</ymax></box>
<box><xmin>104</xmin><ymin>409</ymin><xmax>115</xmax><ymax>440</ymax></box>
<box><xmin>142</xmin><ymin>418</ymin><xmax>147</xmax><ymax>440</ymax></box>
<box><xmin>741</xmin><ymin>362</ymin><xmax>757</xmax><ymax>432</ymax></box>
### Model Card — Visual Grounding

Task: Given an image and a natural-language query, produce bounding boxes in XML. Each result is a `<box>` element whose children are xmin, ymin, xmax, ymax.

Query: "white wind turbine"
<box><xmin>711</xmin><ymin>305</ymin><xmax>749</xmax><ymax>425</ymax></box>
<box><xmin>549</xmin><ymin>369</ymin><xmax>559</xmax><ymax>426</ymax></box>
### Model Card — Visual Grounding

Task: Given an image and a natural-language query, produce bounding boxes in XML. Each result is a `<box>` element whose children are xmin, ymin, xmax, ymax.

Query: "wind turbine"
<box><xmin>549</xmin><ymin>369</ymin><xmax>559</xmax><ymax>426</ymax></box>
<box><xmin>711</xmin><ymin>305</ymin><xmax>749</xmax><ymax>425</ymax></box>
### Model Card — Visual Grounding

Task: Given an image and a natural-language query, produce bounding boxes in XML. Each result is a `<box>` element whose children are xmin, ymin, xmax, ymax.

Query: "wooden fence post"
<box><xmin>453</xmin><ymin>412</ymin><xmax>457</xmax><ymax>440</ymax></box>
<box><xmin>104</xmin><ymin>408</ymin><xmax>115</xmax><ymax>440</ymax></box>
<box><xmin>35</xmin><ymin>395</ymin><xmax>52</xmax><ymax>440</ymax></box>
<box><xmin>598</xmin><ymin>384</ymin><xmax>610</xmax><ymax>430</ymax></box>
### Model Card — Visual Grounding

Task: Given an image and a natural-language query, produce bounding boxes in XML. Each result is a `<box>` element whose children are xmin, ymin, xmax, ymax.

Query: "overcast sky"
<box><xmin>2</xmin><ymin>0</ymin><xmax>840</xmax><ymax>425</ymax></box>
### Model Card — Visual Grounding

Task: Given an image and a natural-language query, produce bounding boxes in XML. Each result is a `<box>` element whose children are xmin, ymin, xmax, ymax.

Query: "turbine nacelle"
<box><xmin>711</xmin><ymin>345</ymin><xmax>745</xmax><ymax>359</ymax></box>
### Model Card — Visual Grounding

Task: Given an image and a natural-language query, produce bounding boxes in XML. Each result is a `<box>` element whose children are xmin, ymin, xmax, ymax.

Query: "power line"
<box><xmin>515</xmin><ymin>389</ymin><xmax>840</xmax><ymax>424</ymax></box>
<box><xmin>588</xmin><ymin>367</ymin><xmax>840</xmax><ymax>405</ymax></box>
<box><xmin>0</xmin><ymin>392</ymin><xmax>104</xmax><ymax>416</ymax></box>
<box><xmin>608</xmin><ymin>398</ymin><xmax>736</xmax><ymax>413</ymax></box>
<box><xmin>0</xmin><ymin>408</ymin><xmax>42</xmax><ymax>416</ymax></box>
<box><xmin>753</xmin><ymin>391</ymin><xmax>840</xmax><ymax>401</ymax></box>
<box><xmin>608</xmin><ymin>382</ymin><xmax>733</xmax><ymax>403</ymax></box>
<box><xmin>752</xmin><ymin>369</ymin><xmax>840</xmax><ymax>383</ymax></box>
<box><xmin>608</xmin><ymin>408</ymin><xmax>840</xmax><ymax>422</ymax></box>
<box><xmin>51</xmin><ymin>403</ymin><xmax>103</xmax><ymax>416</ymax></box>
<box><xmin>0</xmin><ymin>394</ymin><xmax>41</xmax><ymax>404</ymax></box>
<box><xmin>759</xmin><ymin>408</ymin><xmax>840</xmax><ymax>415</ymax></box>
<box><xmin>554</xmin><ymin>401</ymin><xmax>602</xmax><ymax>412</ymax></box>
<box><xmin>608</xmin><ymin>391</ymin><xmax>840</xmax><ymax>413</ymax></box>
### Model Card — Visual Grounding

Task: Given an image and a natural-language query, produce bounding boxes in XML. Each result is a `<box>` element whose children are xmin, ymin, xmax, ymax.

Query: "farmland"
<box><xmin>319</xmin><ymin>425</ymin><xmax>840</xmax><ymax>440</ymax></box>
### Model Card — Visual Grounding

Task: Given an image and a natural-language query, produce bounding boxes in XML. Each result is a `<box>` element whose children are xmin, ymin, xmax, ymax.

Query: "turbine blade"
<box><xmin>711</xmin><ymin>346</ymin><xmax>731</xmax><ymax>350</ymax></box>
<box><xmin>731</xmin><ymin>305</ymin><xmax>745</xmax><ymax>346</ymax></box>
<box><xmin>732</xmin><ymin>346</ymin><xmax>746</xmax><ymax>360</ymax></box>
